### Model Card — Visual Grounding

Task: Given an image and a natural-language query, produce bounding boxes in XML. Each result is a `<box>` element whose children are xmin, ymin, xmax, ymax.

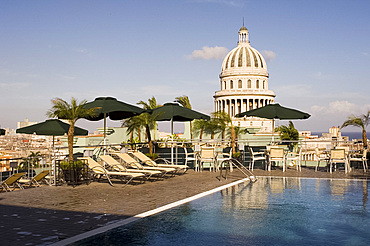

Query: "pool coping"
<box><xmin>256</xmin><ymin>175</ymin><xmax>369</xmax><ymax>182</ymax></box>
<box><xmin>51</xmin><ymin>177</ymin><xmax>251</xmax><ymax>245</ymax></box>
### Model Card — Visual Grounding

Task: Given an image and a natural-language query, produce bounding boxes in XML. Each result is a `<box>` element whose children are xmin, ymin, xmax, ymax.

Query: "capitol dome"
<box><xmin>214</xmin><ymin>25</ymin><xmax>275</xmax><ymax>131</ymax></box>
<box><xmin>221</xmin><ymin>26</ymin><xmax>268</xmax><ymax>77</ymax></box>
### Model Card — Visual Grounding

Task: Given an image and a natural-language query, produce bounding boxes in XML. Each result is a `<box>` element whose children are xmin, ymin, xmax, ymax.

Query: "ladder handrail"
<box><xmin>218</xmin><ymin>158</ymin><xmax>257</xmax><ymax>182</ymax></box>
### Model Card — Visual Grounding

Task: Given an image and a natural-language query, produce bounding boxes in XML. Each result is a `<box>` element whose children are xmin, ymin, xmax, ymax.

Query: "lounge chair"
<box><xmin>19</xmin><ymin>170</ymin><xmax>49</xmax><ymax>188</ymax></box>
<box><xmin>114</xmin><ymin>153</ymin><xmax>176</xmax><ymax>176</ymax></box>
<box><xmin>79</xmin><ymin>157</ymin><xmax>145</xmax><ymax>186</ymax></box>
<box><xmin>99</xmin><ymin>155</ymin><xmax>163</xmax><ymax>180</ymax></box>
<box><xmin>0</xmin><ymin>172</ymin><xmax>27</xmax><ymax>192</ymax></box>
<box><xmin>131</xmin><ymin>151</ymin><xmax>188</xmax><ymax>174</ymax></box>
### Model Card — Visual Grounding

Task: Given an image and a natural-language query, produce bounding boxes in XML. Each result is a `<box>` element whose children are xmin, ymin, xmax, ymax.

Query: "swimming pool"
<box><xmin>74</xmin><ymin>177</ymin><xmax>370</xmax><ymax>245</ymax></box>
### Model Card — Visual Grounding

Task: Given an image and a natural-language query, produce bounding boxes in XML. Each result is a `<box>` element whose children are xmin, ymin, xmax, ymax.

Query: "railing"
<box><xmin>218</xmin><ymin>158</ymin><xmax>257</xmax><ymax>182</ymax></box>
<box><xmin>1</xmin><ymin>137</ymin><xmax>368</xmax><ymax>183</ymax></box>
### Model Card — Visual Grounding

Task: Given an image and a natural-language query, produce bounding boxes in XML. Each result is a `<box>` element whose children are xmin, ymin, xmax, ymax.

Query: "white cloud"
<box><xmin>56</xmin><ymin>74</ymin><xmax>77</xmax><ymax>81</ymax></box>
<box><xmin>0</xmin><ymin>82</ymin><xmax>30</xmax><ymax>90</ymax></box>
<box><xmin>188</xmin><ymin>46</ymin><xmax>229</xmax><ymax>60</ymax></box>
<box><xmin>140</xmin><ymin>85</ymin><xmax>182</xmax><ymax>97</ymax></box>
<box><xmin>310</xmin><ymin>100</ymin><xmax>370</xmax><ymax>116</ymax></box>
<box><xmin>74</xmin><ymin>48</ymin><xmax>89</xmax><ymax>54</ymax></box>
<box><xmin>261</xmin><ymin>50</ymin><xmax>276</xmax><ymax>62</ymax></box>
<box><xmin>190</xmin><ymin>0</ymin><xmax>245</xmax><ymax>7</ymax></box>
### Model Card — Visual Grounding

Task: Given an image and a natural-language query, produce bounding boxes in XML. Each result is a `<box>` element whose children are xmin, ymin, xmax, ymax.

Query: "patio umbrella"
<box><xmin>0</xmin><ymin>128</ymin><xmax>5</xmax><ymax>135</ymax></box>
<box><xmin>151</xmin><ymin>103</ymin><xmax>210</xmax><ymax>162</ymax></box>
<box><xmin>83</xmin><ymin>97</ymin><xmax>145</xmax><ymax>142</ymax></box>
<box><xmin>16</xmin><ymin>119</ymin><xmax>88</xmax><ymax>136</ymax></box>
<box><xmin>235</xmin><ymin>103</ymin><xmax>310</xmax><ymax>142</ymax></box>
<box><xmin>16</xmin><ymin>119</ymin><xmax>88</xmax><ymax>184</ymax></box>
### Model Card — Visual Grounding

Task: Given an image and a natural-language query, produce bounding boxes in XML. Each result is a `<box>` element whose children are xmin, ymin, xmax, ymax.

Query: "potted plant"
<box><xmin>59</xmin><ymin>160</ymin><xmax>84</xmax><ymax>184</ymax></box>
<box><xmin>145</xmin><ymin>153</ymin><xmax>159</xmax><ymax>160</ymax></box>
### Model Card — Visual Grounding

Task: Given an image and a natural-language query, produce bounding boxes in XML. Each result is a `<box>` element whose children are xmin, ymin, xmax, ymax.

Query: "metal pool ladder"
<box><xmin>218</xmin><ymin>158</ymin><xmax>257</xmax><ymax>183</ymax></box>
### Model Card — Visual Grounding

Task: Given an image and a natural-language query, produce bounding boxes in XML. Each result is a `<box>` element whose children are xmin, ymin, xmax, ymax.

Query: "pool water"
<box><xmin>75</xmin><ymin>177</ymin><xmax>370</xmax><ymax>245</ymax></box>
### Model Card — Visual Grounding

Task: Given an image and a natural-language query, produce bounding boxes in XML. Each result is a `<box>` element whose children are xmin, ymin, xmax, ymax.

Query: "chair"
<box><xmin>0</xmin><ymin>172</ymin><xmax>27</xmax><ymax>192</ymax></box>
<box><xmin>249</xmin><ymin>147</ymin><xmax>266</xmax><ymax>171</ymax></box>
<box><xmin>115</xmin><ymin>153</ymin><xmax>176</xmax><ymax>176</ymax></box>
<box><xmin>215</xmin><ymin>148</ymin><xmax>233</xmax><ymax>172</ymax></box>
<box><xmin>315</xmin><ymin>147</ymin><xmax>329</xmax><ymax>172</ymax></box>
<box><xmin>268</xmin><ymin>148</ymin><xmax>286</xmax><ymax>172</ymax></box>
<box><xmin>100</xmin><ymin>154</ymin><xmax>163</xmax><ymax>179</ymax></box>
<box><xmin>79</xmin><ymin>157</ymin><xmax>145</xmax><ymax>186</ymax></box>
<box><xmin>131</xmin><ymin>151</ymin><xmax>188</xmax><ymax>174</ymax></box>
<box><xmin>349</xmin><ymin>149</ymin><xmax>368</xmax><ymax>172</ymax></box>
<box><xmin>286</xmin><ymin>148</ymin><xmax>302</xmax><ymax>171</ymax></box>
<box><xmin>329</xmin><ymin>149</ymin><xmax>349</xmax><ymax>173</ymax></box>
<box><xmin>183</xmin><ymin>147</ymin><xmax>198</xmax><ymax>169</ymax></box>
<box><xmin>199</xmin><ymin>147</ymin><xmax>216</xmax><ymax>172</ymax></box>
<box><xmin>19</xmin><ymin>170</ymin><xmax>49</xmax><ymax>188</ymax></box>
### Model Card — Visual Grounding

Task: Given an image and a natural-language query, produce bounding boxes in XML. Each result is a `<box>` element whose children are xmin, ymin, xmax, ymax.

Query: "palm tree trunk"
<box><xmin>190</xmin><ymin>122</ymin><xmax>193</xmax><ymax>140</ymax></box>
<box><xmin>68</xmin><ymin>124</ymin><xmax>75</xmax><ymax>162</ymax></box>
<box><xmin>200</xmin><ymin>129</ymin><xmax>203</xmax><ymax>141</ymax></box>
<box><xmin>145</xmin><ymin>125</ymin><xmax>152</xmax><ymax>154</ymax></box>
<box><xmin>231</xmin><ymin>126</ymin><xmax>236</xmax><ymax>153</ymax></box>
<box><xmin>362</xmin><ymin>128</ymin><xmax>368</xmax><ymax>149</ymax></box>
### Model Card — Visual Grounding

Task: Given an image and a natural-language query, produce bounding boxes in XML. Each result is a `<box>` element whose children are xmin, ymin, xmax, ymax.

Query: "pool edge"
<box><xmin>51</xmin><ymin>177</ymin><xmax>251</xmax><ymax>246</ymax></box>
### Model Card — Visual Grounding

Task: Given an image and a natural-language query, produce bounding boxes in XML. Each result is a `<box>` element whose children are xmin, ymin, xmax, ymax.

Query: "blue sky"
<box><xmin>1</xmin><ymin>0</ymin><xmax>370</xmax><ymax>133</ymax></box>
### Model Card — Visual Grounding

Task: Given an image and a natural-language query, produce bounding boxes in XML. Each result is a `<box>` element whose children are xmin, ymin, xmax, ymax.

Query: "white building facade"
<box><xmin>214</xmin><ymin>26</ymin><xmax>275</xmax><ymax>132</ymax></box>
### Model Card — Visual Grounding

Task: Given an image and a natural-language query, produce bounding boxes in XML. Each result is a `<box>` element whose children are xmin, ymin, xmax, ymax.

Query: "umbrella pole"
<box><xmin>103</xmin><ymin>113</ymin><xmax>107</xmax><ymax>155</ymax></box>
<box><xmin>171</xmin><ymin>118</ymin><xmax>174</xmax><ymax>164</ymax></box>
<box><xmin>272</xmin><ymin>119</ymin><xmax>274</xmax><ymax>144</ymax></box>
<box><xmin>52</xmin><ymin>135</ymin><xmax>56</xmax><ymax>186</ymax></box>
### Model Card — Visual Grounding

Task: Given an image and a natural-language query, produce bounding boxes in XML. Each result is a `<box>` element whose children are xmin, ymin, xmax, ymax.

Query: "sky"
<box><xmin>1</xmin><ymin>0</ymin><xmax>370</xmax><ymax>133</ymax></box>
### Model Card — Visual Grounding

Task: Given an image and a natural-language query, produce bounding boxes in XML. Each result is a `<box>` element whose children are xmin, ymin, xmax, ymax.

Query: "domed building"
<box><xmin>214</xmin><ymin>26</ymin><xmax>275</xmax><ymax>132</ymax></box>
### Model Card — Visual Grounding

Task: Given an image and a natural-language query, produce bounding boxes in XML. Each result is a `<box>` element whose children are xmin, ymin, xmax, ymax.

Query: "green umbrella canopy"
<box><xmin>152</xmin><ymin>103</ymin><xmax>210</xmax><ymax>122</ymax></box>
<box><xmin>83</xmin><ymin>97</ymin><xmax>145</xmax><ymax>121</ymax></box>
<box><xmin>235</xmin><ymin>103</ymin><xmax>310</xmax><ymax>120</ymax></box>
<box><xmin>16</xmin><ymin>119</ymin><xmax>88</xmax><ymax>136</ymax></box>
<box><xmin>0</xmin><ymin>128</ymin><xmax>5</xmax><ymax>135</ymax></box>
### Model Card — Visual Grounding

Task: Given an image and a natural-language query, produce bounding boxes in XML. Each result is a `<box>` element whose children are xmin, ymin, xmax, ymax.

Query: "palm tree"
<box><xmin>193</xmin><ymin>119</ymin><xmax>208</xmax><ymax>140</ymax></box>
<box><xmin>19</xmin><ymin>151</ymin><xmax>42</xmax><ymax>169</ymax></box>
<box><xmin>47</xmin><ymin>97</ymin><xmax>97</xmax><ymax>162</ymax></box>
<box><xmin>275</xmin><ymin>121</ymin><xmax>299</xmax><ymax>151</ymax></box>
<box><xmin>212</xmin><ymin>111</ymin><xmax>236</xmax><ymax>152</ymax></box>
<box><xmin>175</xmin><ymin>95</ymin><xmax>193</xmax><ymax>140</ymax></box>
<box><xmin>204</xmin><ymin>119</ymin><xmax>219</xmax><ymax>139</ymax></box>
<box><xmin>137</xmin><ymin>96</ymin><xmax>160</xmax><ymax>154</ymax></box>
<box><xmin>341</xmin><ymin>111</ymin><xmax>370</xmax><ymax>149</ymax></box>
<box><xmin>122</xmin><ymin>116</ymin><xmax>142</xmax><ymax>142</ymax></box>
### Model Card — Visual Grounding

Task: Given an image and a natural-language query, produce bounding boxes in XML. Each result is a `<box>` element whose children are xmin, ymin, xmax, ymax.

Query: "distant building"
<box><xmin>17</xmin><ymin>118</ymin><xmax>38</xmax><ymax>129</ymax></box>
<box><xmin>214</xmin><ymin>25</ymin><xmax>275</xmax><ymax>132</ymax></box>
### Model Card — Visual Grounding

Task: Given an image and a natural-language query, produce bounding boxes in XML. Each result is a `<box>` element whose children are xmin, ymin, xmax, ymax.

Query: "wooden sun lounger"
<box><xmin>79</xmin><ymin>157</ymin><xmax>145</xmax><ymax>186</ymax></box>
<box><xmin>131</xmin><ymin>151</ymin><xmax>189</xmax><ymax>174</ymax></box>
<box><xmin>114</xmin><ymin>153</ymin><xmax>176</xmax><ymax>176</ymax></box>
<box><xmin>0</xmin><ymin>172</ymin><xmax>27</xmax><ymax>192</ymax></box>
<box><xmin>99</xmin><ymin>155</ymin><xmax>163</xmax><ymax>180</ymax></box>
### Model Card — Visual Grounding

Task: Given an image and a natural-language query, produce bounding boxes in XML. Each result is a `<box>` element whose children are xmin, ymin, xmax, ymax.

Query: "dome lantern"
<box><xmin>239</xmin><ymin>26</ymin><xmax>249</xmax><ymax>44</ymax></box>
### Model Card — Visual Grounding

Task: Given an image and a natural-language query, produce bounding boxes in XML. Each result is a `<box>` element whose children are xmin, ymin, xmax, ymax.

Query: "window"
<box><xmin>256</xmin><ymin>80</ymin><xmax>259</xmax><ymax>89</ymax></box>
<box><xmin>247</xmin><ymin>79</ymin><xmax>251</xmax><ymax>88</ymax></box>
<box><xmin>223</xmin><ymin>81</ymin><xmax>226</xmax><ymax>90</ymax></box>
<box><xmin>230</xmin><ymin>80</ymin><xmax>233</xmax><ymax>89</ymax></box>
<box><xmin>238</xmin><ymin>80</ymin><xmax>242</xmax><ymax>88</ymax></box>
<box><xmin>263</xmin><ymin>80</ymin><xmax>265</xmax><ymax>89</ymax></box>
